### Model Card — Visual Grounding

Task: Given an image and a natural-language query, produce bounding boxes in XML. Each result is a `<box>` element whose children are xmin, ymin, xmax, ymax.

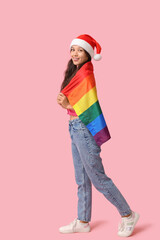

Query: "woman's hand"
<box><xmin>57</xmin><ymin>93</ymin><xmax>71</xmax><ymax>109</ymax></box>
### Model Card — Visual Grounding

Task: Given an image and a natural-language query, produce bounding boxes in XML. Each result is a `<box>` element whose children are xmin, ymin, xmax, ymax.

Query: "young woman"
<box><xmin>57</xmin><ymin>34</ymin><xmax>139</xmax><ymax>237</ymax></box>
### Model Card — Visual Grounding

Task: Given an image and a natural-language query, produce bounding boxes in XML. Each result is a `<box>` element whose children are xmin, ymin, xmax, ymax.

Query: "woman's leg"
<box><xmin>74</xmin><ymin>122</ymin><xmax>132</xmax><ymax>217</ymax></box>
<box><xmin>71</xmin><ymin>139</ymin><xmax>92</xmax><ymax>222</ymax></box>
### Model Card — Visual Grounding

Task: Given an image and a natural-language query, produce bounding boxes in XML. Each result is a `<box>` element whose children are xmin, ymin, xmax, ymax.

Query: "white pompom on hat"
<box><xmin>70</xmin><ymin>34</ymin><xmax>102</xmax><ymax>61</ymax></box>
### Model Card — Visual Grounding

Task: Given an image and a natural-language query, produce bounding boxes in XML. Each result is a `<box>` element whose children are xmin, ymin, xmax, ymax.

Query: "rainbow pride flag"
<box><xmin>61</xmin><ymin>61</ymin><xmax>111</xmax><ymax>146</ymax></box>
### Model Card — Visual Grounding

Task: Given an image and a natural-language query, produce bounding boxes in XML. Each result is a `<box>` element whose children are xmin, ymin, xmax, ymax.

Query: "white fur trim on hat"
<box><xmin>70</xmin><ymin>39</ymin><xmax>94</xmax><ymax>58</ymax></box>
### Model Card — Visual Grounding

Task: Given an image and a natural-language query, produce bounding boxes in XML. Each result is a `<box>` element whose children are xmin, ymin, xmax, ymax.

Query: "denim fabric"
<box><xmin>69</xmin><ymin>118</ymin><xmax>132</xmax><ymax>222</ymax></box>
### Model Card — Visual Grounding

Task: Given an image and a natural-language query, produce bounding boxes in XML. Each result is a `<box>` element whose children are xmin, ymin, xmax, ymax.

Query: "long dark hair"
<box><xmin>60</xmin><ymin>49</ymin><xmax>91</xmax><ymax>91</ymax></box>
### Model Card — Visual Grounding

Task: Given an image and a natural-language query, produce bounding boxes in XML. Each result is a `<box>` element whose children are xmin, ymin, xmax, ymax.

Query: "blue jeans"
<box><xmin>69</xmin><ymin>118</ymin><xmax>132</xmax><ymax>222</ymax></box>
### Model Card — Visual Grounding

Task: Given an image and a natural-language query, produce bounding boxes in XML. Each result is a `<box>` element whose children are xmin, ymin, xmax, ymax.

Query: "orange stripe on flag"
<box><xmin>68</xmin><ymin>73</ymin><xmax>96</xmax><ymax>106</ymax></box>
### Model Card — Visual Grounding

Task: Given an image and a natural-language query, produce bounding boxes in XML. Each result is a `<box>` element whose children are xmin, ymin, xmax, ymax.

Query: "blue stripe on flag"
<box><xmin>86</xmin><ymin>113</ymin><xmax>106</xmax><ymax>136</ymax></box>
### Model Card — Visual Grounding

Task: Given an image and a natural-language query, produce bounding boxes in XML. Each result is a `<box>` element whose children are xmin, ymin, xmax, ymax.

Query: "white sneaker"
<box><xmin>59</xmin><ymin>218</ymin><xmax>91</xmax><ymax>234</ymax></box>
<box><xmin>118</xmin><ymin>211</ymin><xmax>140</xmax><ymax>237</ymax></box>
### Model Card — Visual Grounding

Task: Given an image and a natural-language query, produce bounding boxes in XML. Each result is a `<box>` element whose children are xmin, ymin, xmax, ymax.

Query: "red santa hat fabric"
<box><xmin>70</xmin><ymin>34</ymin><xmax>102</xmax><ymax>61</ymax></box>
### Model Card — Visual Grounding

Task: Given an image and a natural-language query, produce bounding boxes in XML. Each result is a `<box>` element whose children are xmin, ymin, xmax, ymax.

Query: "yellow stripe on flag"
<box><xmin>73</xmin><ymin>86</ymin><xmax>98</xmax><ymax>115</ymax></box>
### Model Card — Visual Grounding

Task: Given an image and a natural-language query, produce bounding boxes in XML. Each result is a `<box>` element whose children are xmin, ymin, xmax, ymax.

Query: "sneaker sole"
<box><xmin>59</xmin><ymin>228</ymin><xmax>91</xmax><ymax>234</ymax></box>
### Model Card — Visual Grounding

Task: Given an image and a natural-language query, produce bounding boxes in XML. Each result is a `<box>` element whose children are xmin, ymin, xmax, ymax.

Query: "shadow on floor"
<box><xmin>90</xmin><ymin>220</ymin><xmax>108</xmax><ymax>231</ymax></box>
<box><xmin>132</xmin><ymin>223</ymin><xmax>153</xmax><ymax>236</ymax></box>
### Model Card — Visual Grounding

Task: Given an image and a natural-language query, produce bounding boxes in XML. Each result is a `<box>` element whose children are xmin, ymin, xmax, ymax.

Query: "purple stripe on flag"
<box><xmin>93</xmin><ymin>126</ymin><xmax>111</xmax><ymax>146</ymax></box>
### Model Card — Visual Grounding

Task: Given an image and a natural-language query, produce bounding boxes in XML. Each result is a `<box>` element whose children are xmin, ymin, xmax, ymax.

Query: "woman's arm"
<box><xmin>57</xmin><ymin>93</ymin><xmax>74</xmax><ymax>110</ymax></box>
<box><xmin>66</xmin><ymin>103</ymin><xmax>74</xmax><ymax>110</ymax></box>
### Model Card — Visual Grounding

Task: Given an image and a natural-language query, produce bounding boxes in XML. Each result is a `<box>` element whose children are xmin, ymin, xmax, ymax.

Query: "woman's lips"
<box><xmin>73</xmin><ymin>58</ymin><xmax>79</xmax><ymax>61</ymax></box>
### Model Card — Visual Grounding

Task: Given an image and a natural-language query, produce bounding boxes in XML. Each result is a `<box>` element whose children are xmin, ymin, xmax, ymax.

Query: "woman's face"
<box><xmin>70</xmin><ymin>45</ymin><xmax>89</xmax><ymax>67</ymax></box>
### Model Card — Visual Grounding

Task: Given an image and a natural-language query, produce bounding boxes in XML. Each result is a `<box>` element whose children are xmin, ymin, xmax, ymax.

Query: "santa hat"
<box><xmin>70</xmin><ymin>34</ymin><xmax>102</xmax><ymax>61</ymax></box>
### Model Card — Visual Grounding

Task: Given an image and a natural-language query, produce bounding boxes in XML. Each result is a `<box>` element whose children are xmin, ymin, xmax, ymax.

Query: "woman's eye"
<box><xmin>70</xmin><ymin>49</ymin><xmax>83</xmax><ymax>52</ymax></box>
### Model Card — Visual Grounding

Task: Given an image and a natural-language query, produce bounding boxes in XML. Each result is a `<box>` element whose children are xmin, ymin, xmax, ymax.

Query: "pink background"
<box><xmin>0</xmin><ymin>0</ymin><xmax>160</xmax><ymax>239</ymax></box>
